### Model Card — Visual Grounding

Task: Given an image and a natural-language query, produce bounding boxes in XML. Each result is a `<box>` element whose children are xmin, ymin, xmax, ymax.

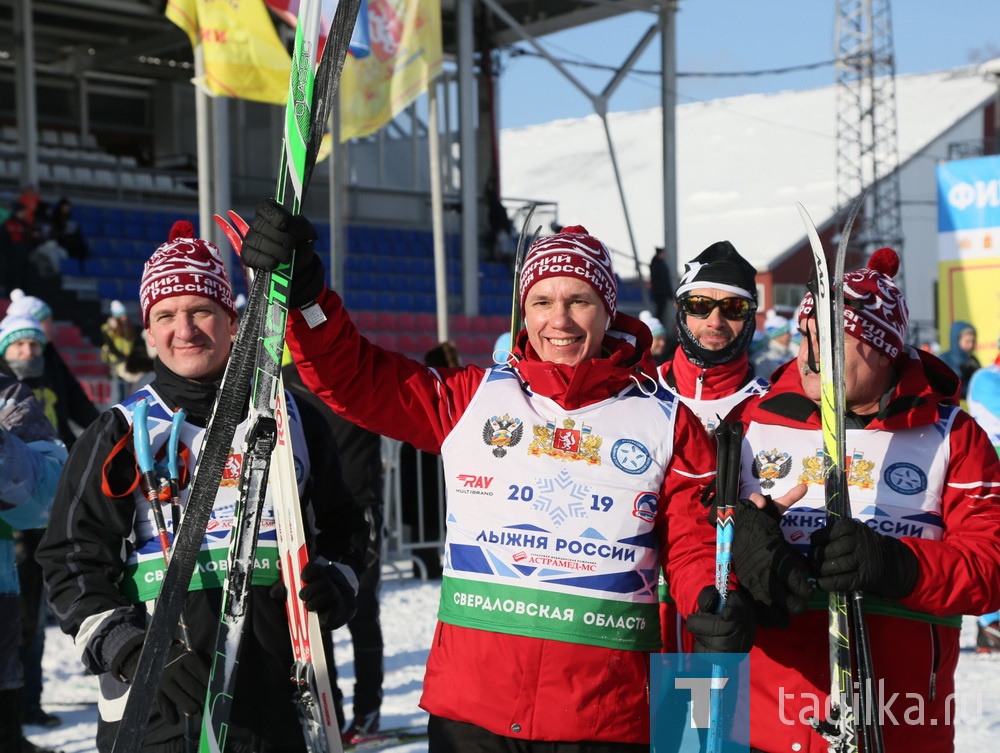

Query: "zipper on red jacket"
<box><xmin>695</xmin><ymin>369</ymin><xmax>706</xmax><ymax>400</ymax></box>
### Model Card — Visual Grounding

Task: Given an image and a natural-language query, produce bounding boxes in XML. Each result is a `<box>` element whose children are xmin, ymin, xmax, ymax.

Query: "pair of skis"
<box><xmin>798</xmin><ymin>196</ymin><xmax>883</xmax><ymax>753</ymax></box>
<box><xmin>111</xmin><ymin>1</ymin><xmax>363</xmax><ymax>751</ymax></box>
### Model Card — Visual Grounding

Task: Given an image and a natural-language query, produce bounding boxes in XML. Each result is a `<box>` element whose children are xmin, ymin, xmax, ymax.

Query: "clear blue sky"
<box><xmin>497</xmin><ymin>0</ymin><xmax>1000</xmax><ymax>130</ymax></box>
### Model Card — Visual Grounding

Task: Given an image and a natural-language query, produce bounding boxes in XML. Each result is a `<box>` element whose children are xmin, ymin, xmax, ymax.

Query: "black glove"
<box><xmin>809</xmin><ymin>518</ymin><xmax>920</xmax><ymax>600</ymax></box>
<box><xmin>300</xmin><ymin>561</ymin><xmax>358</xmax><ymax>630</ymax></box>
<box><xmin>686</xmin><ymin>586</ymin><xmax>756</xmax><ymax>654</ymax></box>
<box><xmin>731</xmin><ymin>497</ymin><xmax>813</xmax><ymax>629</ymax></box>
<box><xmin>117</xmin><ymin>642</ymin><xmax>209</xmax><ymax>725</ymax></box>
<box><xmin>240</xmin><ymin>198</ymin><xmax>325</xmax><ymax>309</ymax></box>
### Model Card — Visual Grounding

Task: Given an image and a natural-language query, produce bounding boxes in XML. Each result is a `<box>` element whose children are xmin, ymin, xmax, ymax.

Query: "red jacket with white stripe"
<box><xmin>728</xmin><ymin>348</ymin><xmax>1000</xmax><ymax>753</ymax></box>
<box><xmin>287</xmin><ymin>288</ymin><xmax>718</xmax><ymax>743</ymax></box>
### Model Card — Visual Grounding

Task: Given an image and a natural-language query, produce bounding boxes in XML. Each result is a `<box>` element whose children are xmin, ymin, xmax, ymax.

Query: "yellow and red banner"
<box><xmin>166</xmin><ymin>0</ymin><xmax>291</xmax><ymax>104</ymax></box>
<box><xmin>339</xmin><ymin>0</ymin><xmax>442</xmax><ymax>141</ymax></box>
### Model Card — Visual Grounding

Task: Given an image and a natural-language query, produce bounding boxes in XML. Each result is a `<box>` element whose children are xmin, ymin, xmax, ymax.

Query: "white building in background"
<box><xmin>501</xmin><ymin>66</ymin><xmax>998</xmax><ymax>340</ymax></box>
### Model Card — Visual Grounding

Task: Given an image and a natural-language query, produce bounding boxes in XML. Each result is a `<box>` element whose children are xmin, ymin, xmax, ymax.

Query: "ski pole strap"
<box><xmin>132</xmin><ymin>398</ymin><xmax>155</xmax><ymax>477</ymax></box>
<box><xmin>167</xmin><ymin>408</ymin><xmax>185</xmax><ymax>483</ymax></box>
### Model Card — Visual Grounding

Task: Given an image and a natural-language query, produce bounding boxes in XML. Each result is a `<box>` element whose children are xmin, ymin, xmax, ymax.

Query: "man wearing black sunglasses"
<box><xmin>655</xmin><ymin>240</ymin><xmax>770</xmax><ymax>661</ymax></box>
<box><xmin>658</xmin><ymin>239</ymin><xmax>767</xmax><ymax>437</ymax></box>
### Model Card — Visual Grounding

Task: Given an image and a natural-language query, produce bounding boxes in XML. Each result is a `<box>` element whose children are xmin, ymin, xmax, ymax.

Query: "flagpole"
<box><xmin>428</xmin><ymin>78</ymin><xmax>448</xmax><ymax>343</ymax></box>
<box><xmin>195</xmin><ymin>46</ymin><xmax>212</xmax><ymax>244</ymax></box>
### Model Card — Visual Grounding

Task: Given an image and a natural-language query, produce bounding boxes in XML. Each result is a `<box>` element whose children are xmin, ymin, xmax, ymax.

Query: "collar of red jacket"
<box><xmin>659</xmin><ymin>347</ymin><xmax>753</xmax><ymax>399</ymax></box>
<box><xmin>512</xmin><ymin>313</ymin><xmax>658</xmax><ymax>410</ymax></box>
<box><xmin>751</xmin><ymin>347</ymin><xmax>960</xmax><ymax>430</ymax></box>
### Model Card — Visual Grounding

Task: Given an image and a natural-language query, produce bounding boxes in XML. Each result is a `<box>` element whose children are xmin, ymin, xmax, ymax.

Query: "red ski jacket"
<box><xmin>728</xmin><ymin>349</ymin><xmax>1000</xmax><ymax>753</ymax></box>
<box><xmin>287</xmin><ymin>288</ymin><xmax>719</xmax><ymax>744</ymax></box>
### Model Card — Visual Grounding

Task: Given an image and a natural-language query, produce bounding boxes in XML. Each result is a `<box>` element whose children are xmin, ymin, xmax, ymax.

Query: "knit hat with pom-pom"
<box><xmin>139</xmin><ymin>220</ymin><xmax>236</xmax><ymax>326</ymax></box>
<box><xmin>518</xmin><ymin>225</ymin><xmax>617</xmax><ymax>319</ymax></box>
<box><xmin>6</xmin><ymin>289</ymin><xmax>53</xmax><ymax>323</ymax></box>
<box><xmin>798</xmin><ymin>247</ymin><xmax>908</xmax><ymax>360</ymax></box>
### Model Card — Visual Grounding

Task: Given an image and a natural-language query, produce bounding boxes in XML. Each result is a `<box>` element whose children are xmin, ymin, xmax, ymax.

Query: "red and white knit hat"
<box><xmin>139</xmin><ymin>221</ymin><xmax>236</xmax><ymax>327</ymax></box>
<box><xmin>798</xmin><ymin>247</ymin><xmax>908</xmax><ymax>360</ymax></box>
<box><xmin>518</xmin><ymin>225</ymin><xmax>617</xmax><ymax>318</ymax></box>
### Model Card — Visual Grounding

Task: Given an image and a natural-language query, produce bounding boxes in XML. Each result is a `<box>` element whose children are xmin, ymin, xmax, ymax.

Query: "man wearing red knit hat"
<box><xmin>236</xmin><ymin>200</ymin><xmax>755</xmax><ymax>752</ymax></box>
<box><xmin>725</xmin><ymin>248</ymin><xmax>1000</xmax><ymax>752</ymax></box>
<box><xmin>37</xmin><ymin>221</ymin><xmax>369</xmax><ymax>752</ymax></box>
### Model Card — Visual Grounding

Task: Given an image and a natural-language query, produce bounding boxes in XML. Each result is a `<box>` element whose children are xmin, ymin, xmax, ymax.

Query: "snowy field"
<box><xmin>26</xmin><ymin>571</ymin><xmax>1000</xmax><ymax>752</ymax></box>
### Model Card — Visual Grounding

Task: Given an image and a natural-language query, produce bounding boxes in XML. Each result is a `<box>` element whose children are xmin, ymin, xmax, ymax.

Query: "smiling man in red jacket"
<box><xmin>239</xmin><ymin>201</ymin><xmax>758</xmax><ymax>752</ymax></box>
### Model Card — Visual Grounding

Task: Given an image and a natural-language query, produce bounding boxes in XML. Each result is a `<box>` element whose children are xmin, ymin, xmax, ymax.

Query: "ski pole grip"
<box><xmin>133</xmin><ymin>398</ymin><xmax>155</xmax><ymax>476</ymax></box>
<box><xmin>168</xmin><ymin>408</ymin><xmax>186</xmax><ymax>482</ymax></box>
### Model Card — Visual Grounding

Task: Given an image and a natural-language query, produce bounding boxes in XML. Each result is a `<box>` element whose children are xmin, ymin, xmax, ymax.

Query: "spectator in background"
<box><xmin>752</xmin><ymin>308</ymin><xmax>799</xmax><ymax>380</ymax></box>
<box><xmin>638</xmin><ymin>310</ymin><xmax>670</xmax><ymax>365</ymax></box>
<box><xmin>2</xmin><ymin>291</ymin><xmax>103</xmax><ymax>729</ymax></box>
<box><xmin>6</xmin><ymin>290</ymin><xmax>100</xmax><ymax>442</ymax></box>
<box><xmin>484</xmin><ymin>184</ymin><xmax>515</xmax><ymax>267</ymax></box>
<box><xmin>0</xmin><ymin>309</ymin><xmax>97</xmax><ymax>735</ymax></box>
<box><xmin>283</xmin><ymin>353</ymin><xmax>387</xmax><ymax>743</ymax></box>
<box><xmin>648</xmin><ymin>245</ymin><xmax>674</xmax><ymax>325</ymax></box>
<box><xmin>16</xmin><ymin>185</ymin><xmax>40</xmax><ymax>226</ymax></box>
<box><xmin>0</xmin><ymin>362</ymin><xmax>67</xmax><ymax>753</ymax></box>
<box><xmin>1</xmin><ymin>203</ymin><xmax>42</xmax><ymax>295</ymax></box>
<box><xmin>49</xmin><ymin>198</ymin><xmax>89</xmax><ymax>275</ymax></box>
<box><xmin>100</xmin><ymin>300</ymin><xmax>135</xmax><ymax>404</ymax></box>
<box><xmin>941</xmin><ymin>320</ymin><xmax>980</xmax><ymax>400</ymax></box>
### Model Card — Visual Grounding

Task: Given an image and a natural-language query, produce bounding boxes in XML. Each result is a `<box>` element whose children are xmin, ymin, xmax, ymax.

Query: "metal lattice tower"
<box><xmin>835</xmin><ymin>0</ymin><xmax>905</xmax><ymax>288</ymax></box>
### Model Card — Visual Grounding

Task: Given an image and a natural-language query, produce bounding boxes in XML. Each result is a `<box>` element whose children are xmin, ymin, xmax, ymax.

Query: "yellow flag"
<box><xmin>339</xmin><ymin>0</ymin><xmax>443</xmax><ymax>141</ymax></box>
<box><xmin>166</xmin><ymin>0</ymin><xmax>291</xmax><ymax>104</ymax></box>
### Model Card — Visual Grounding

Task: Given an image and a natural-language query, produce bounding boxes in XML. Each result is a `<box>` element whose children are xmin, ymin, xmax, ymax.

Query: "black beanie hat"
<box><xmin>675</xmin><ymin>240</ymin><xmax>759</xmax><ymax>368</ymax></box>
<box><xmin>675</xmin><ymin>240</ymin><xmax>758</xmax><ymax>303</ymax></box>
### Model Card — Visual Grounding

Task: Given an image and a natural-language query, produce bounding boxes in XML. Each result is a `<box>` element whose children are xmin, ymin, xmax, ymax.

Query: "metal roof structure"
<box><xmin>0</xmin><ymin>0</ymin><xmax>650</xmax><ymax>86</ymax></box>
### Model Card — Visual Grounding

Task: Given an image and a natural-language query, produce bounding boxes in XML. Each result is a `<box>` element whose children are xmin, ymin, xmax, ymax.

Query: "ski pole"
<box><xmin>134</xmin><ymin>399</ymin><xmax>171</xmax><ymax>558</ymax></box>
<box><xmin>706</xmin><ymin>420</ymin><xmax>744</xmax><ymax>752</ymax></box>
<box><xmin>133</xmin><ymin>399</ymin><xmax>198</xmax><ymax>753</ymax></box>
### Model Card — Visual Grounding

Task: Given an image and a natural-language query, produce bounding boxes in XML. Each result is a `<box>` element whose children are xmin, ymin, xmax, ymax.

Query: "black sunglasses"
<box><xmin>679</xmin><ymin>295</ymin><xmax>755</xmax><ymax>321</ymax></box>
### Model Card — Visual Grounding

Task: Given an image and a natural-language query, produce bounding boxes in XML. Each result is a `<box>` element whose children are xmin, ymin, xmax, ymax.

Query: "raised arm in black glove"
<box><xmin>299</xmin><ymin>560</ymin><xmax>359</xmax><ymax>630</ymax></box>
<box><xmin>732</xmin><ymin>496</ymin><xmax>813</xmax><ymax>629</ymax></box>
<box><xmin>240</xmin><ymin>198</ymin><xmax>325</xmax><ymax>309</ymax></box>
<box><xmin>809</xmin><ymin>518</ymin><xmax>920</xmax><ymax>600</ymax></box>
<box><xmin>116</xmin><ymin>642</ymin><xmax>209</xmax><ymax>725</ymax></box>
<box><xmin>686</xmin><ymin>586</ymin><xmax>756</xmax><ymax>654</ymax></box>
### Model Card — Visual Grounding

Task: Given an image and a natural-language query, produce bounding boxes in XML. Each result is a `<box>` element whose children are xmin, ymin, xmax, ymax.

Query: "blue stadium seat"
<box><xmin>347</xmin><ymin>256</ymin><xmax>376</xmax><ymax>273</ymax></box>
<box><xmin>76</xmin><ymin>205</ymin><xmax>100</xmax><ymax>222</ymax></box>
<box><xmin>97</xmin><ymin>279</ymin><xmax>120</xmax><ymax>300</ymax></box>
<box><xmin>91</xmin><ymin>238</ymin><xmax>115</xmax><ymax>258</ymax></box>
<box><xmin>103</xmin><ymin>207</ymin><xmax>128</xmax><ymax>225</ymax></box>
<box><xmin>395</xmin><ymin>292</ymin><xmax>414</xmax><ymax>311</ymax></box>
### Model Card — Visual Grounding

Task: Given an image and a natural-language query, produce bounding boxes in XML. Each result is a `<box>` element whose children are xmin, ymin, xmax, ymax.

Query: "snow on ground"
<box><xmin>25</xmin><ymin>571</ymin><xmax>1000</xmax><ymax>751</ymax></box>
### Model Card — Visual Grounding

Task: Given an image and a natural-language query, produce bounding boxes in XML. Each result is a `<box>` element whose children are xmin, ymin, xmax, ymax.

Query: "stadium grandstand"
<box><xmin>0</xmin><ymin>0</ymin><xmax>654</xmax><ymax>405</ymax></box>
